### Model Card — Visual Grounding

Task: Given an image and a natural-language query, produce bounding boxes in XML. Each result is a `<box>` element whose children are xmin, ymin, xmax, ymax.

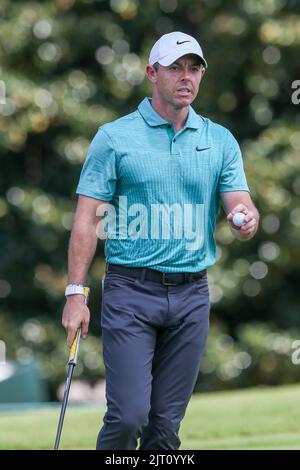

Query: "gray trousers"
<box><xmin>96</xmin><ymin>269</ymin><xmax>210</xmax><ymax>450</ymax></box>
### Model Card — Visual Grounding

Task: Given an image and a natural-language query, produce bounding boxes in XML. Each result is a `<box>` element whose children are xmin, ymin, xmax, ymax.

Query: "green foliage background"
<box><xmin>0</xmin><ymin>0</ymin><xmax>300</xmax><ymax>398</ymax></box>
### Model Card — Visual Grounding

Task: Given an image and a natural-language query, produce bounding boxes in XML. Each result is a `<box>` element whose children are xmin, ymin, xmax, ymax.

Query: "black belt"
<box><xmin>106</xmin><ymin>263</ymin><xmax>206</xmax><ymax>286</ymax></box>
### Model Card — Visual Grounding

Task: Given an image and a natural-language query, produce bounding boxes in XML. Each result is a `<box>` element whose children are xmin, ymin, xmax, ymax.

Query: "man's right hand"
<box><xmin>62</xmin><ymin>296</ymin><xmax>90</xmax><ymax>348</ymax></box>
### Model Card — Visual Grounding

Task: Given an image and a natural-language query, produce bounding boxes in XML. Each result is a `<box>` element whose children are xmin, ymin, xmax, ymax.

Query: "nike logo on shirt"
<box><xmin>196</xmin><ymin>146</ymin><xmax>211</xmax><ymax>152</ymax></box>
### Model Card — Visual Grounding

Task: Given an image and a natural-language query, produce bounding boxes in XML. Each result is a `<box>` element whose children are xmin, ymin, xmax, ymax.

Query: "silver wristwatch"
<box><xmin>65</xmin><ymin>284</ymin><xmax>86</xmax><ymax>296</ymax></box>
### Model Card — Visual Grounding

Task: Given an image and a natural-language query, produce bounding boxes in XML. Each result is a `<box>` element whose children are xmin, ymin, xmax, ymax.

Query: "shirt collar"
<box><xmin>138</xmin><ymin>97</ymin><xmax>201</xmax><ymax>130</ymax></box>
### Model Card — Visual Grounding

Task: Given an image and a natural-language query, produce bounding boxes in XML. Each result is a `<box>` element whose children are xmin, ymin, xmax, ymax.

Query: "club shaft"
<box><xmin>54</xmin><ymin>364</ymin><xmax>75</xmax><ymax>450</ymax></box>
<box><xmin>54</xmin><ymin>288</ymin><xmax>89</xmax><ymax>450</ymax></box>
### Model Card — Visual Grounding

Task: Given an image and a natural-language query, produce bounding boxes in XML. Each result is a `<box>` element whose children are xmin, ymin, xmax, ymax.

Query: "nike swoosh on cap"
<box><xmin>176</xmin><ymin>40</ymin><xmax>191</xmax><ymax>45</ymax></box>
<box><xmin>196</xmin><ymin>146</ymin><xmax>211</xmax><ymax>152</ymax></box>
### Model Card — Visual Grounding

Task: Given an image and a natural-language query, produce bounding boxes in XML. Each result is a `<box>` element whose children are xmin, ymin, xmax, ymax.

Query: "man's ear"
<box><xmin>201</xmin><ymin>66</ymin><xmax>206</xmax><ymax>77</ymax></box>
<box><xmin>146</xmin><ymin>64</ymin><xmax>158</xmax><ymax>84</ymax></box>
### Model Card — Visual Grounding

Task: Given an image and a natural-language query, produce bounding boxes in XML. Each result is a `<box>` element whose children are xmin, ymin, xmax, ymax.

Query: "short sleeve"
<box><xmin>76</xmin><ymin>128</ymin><xmax>117</xmax><ymax>201</ymax></box>
<box><xmin>218</xmin><ymin>131</ymin><xmax>250</xmax><ymax>193</ymax></box>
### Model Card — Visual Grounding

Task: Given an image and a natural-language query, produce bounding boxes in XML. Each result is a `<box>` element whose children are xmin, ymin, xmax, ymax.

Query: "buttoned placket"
<box><xmin>167</xmin><ymin>125</ymin><xmax>187</xmax><ymax>156</ymax></box>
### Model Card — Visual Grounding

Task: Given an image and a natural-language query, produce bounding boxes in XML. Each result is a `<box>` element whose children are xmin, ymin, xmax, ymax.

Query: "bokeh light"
<box><xmin>261</xmin><ymin>214</ymin><xmax>280</xmax><ymax>234</ymax></box>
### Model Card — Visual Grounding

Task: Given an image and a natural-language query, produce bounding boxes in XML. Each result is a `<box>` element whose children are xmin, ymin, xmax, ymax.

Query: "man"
<box><xmin>62</xmin><ymin>31</ymin><xmax>259</xmax><ymax>450</ymax></box>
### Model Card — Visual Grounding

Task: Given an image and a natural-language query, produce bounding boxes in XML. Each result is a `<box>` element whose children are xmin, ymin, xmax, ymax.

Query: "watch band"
<box><xmin>65</xmin><ymin>284</ymin><xmax>87</xmax><ymax>296</ymax></box>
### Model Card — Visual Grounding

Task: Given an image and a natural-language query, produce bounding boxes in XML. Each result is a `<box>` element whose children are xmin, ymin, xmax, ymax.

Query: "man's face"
<box><xmin>147</xmin><ymin>54</ymin><xmax>206</xmax><ymax>109</ymax></box>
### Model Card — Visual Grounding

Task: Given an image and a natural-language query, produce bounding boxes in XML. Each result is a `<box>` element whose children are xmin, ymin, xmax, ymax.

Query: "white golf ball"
<box><xmin>233</xmin><ymin>212</ymin><xmax>246</xmax><ymax>227</ymax></box>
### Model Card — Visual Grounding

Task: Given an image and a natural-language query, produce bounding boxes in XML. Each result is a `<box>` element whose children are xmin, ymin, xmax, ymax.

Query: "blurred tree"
<box><xmin>0</xmin><ymin>0</ymin><xmax>300</xmax><ymax>391</ymax></box>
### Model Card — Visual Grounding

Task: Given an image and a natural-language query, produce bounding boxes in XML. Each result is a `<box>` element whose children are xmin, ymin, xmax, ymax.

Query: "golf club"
<box><xmin>54</xmin><ymin>287</ymin><xmax>90</xmax><ymax>450</ymax></box>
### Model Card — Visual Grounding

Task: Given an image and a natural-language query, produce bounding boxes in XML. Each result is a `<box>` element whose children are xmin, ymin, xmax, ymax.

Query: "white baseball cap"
<box><xmin>149</xmin><ymin>31</ymin><xmax>207</xmax><ymax>68</ymax></box>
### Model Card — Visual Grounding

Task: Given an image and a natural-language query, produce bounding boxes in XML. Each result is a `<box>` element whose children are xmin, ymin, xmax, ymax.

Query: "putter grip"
<box><xmin>68</xmin><ymin>287</ymin><xmax>90</xmax><ymax>365</ymax></box>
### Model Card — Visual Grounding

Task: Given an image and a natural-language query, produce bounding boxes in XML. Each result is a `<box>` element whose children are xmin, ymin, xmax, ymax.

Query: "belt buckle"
<box><xmin>162</xmin><ymin>273</ymin><xmax>178</xmax><ymax>286</ymax></box>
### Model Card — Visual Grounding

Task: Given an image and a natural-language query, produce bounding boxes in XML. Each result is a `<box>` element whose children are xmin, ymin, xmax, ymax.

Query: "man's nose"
<box><xmin>180</xmin><ymin>68</ymin><xmax>191</xmax><ymax>80</ymax></box>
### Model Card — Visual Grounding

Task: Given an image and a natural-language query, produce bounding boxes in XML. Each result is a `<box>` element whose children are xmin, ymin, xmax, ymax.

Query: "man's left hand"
<box><xmin>227</xmin><ymin>203</ymin><xmax>258</xmax><ymax>238</ymax></box>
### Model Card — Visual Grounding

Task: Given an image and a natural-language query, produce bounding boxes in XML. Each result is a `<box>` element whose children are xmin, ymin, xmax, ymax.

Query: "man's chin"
<box><xmin>173</xmin><ymin>96</ymin><xmax>193</xmax><ymax>108</ymax></box>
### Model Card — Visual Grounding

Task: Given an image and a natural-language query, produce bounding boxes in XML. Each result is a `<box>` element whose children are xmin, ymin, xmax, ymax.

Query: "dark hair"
<box><xmin>153</xmin><ymin>62</ymin><xmax>159</xmax><ymax>71</ymax></box>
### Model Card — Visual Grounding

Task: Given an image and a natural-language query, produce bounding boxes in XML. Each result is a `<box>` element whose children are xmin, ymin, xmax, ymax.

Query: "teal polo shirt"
<box><xmin>76</xmin><ymin>97</ymin><xmax>249</xmax><ymax>272</ymax></box>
